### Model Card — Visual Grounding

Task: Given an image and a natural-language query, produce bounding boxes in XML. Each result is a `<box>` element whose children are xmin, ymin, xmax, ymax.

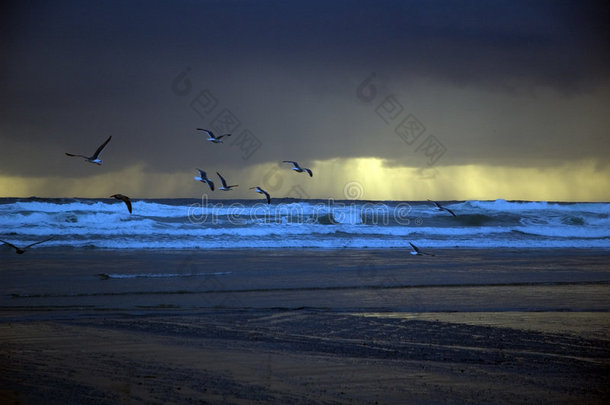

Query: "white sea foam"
<box><xmin>102</xmin><ymin>271</ymin><xmax>232</xmax><ymax>279</ymax></box>
<box><xmin>1</xmin><ymin>198</ymin><xmax>609</xmax><ymax>250</ymax></box>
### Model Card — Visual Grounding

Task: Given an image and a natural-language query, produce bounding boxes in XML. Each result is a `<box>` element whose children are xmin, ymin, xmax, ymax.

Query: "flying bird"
<box><xmin>194</xmin><ymin>169</ymin><xmax>215</xmax><ymax>191</ymax></box>
<box><xmin>65</xmin><ymin>136</ymin><xmax>112</xmax><ymax>165</ymax></box>
<box><xmin>110</xmin><ymin>194</ymin><xmax>132</xmax><ymax>214</ymax></box>
<box><xmin>250</xmin><ymin>186</ymin><xmax>271</xmax><ymax>204</ymax></box>
<box><xmin>409</xmin><ymin>242</ymin><xmax>435</xmax><ymax>256</ymax></box>
<box><xmin>428</xmin><ymin>200</ymin><xmax>456</xmax><ymax>217</ymax></box>
<box><xmin>0</xmin><ymin>237</ymin><xmax>54</xmax><ymax>254</ymax></box>
<box><xmin>283</xmin><ymin>160</ymin><xmax>312</xmax><ymax>177</ymax></box>
<box><xmin>216</xmin><ymin>172</ymin><xmax>238</xmax><ymax>191</ymax></box>
<box><xmin>197</xmin><ymin>128</ymin><xmax>231</xmax><ymax>143</ymax></box>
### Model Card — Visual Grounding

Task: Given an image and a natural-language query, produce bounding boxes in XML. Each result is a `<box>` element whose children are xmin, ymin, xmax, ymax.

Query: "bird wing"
<box><xmin>262</xmin><ymin>190</ymin><xmax>271</xmax><ymax>204</ymax></box>
<box><xmin>0</xmin><ymin>239</ymin><xmax>19</xmax><ymax>250</ymax></box>
<box><xmin>111</xmin><ymin>194</ymin><xmax>132</xmax><ymax>213</ymax></box>
<box><xmin>445</xmin><ymin>208</ymin><xmax>456</xmax><ymax>217</ymax></box>
<box><xmin>23</xmin><ymin>237</ymin><xmax>54</xmax><ymax>250</ymax></box>
<box><xmin>197</xmin><ymin>128</ymin><xmax>215</xmax><ymax>138</ymax></box>
<box><xmin>305</xmin><ymin>168</ymin><xmax>313</xmax><ymax>177</ymax></box>
<box><xmin>282</xmin><ymin>160</ymin><xmax>299</xmax><ymax>168</ymax></box>
<box><xmin>196</xmin><ymin>169</ymin><xmax>206</xmax><ymax>178</ymax></box>
<box><xmin>217</xmin><ymin>134</ymin><xmax>231</xmax><ymax>139</ymax></box>
<box><xmin>65</xmin><ymin>153</ymin><xmax>88</xmax><ymax>158</ymax></box>
<box><xmin>429</xmin><ymin>200</ymin><xmax>442</xmax><ymax>209</ymax></box>
<box><xmin>206</xmin><ymin>180</ymin><xmax>215</xmax><ymax>191</ymax></box>
<box><xmin>409</xmin><ymin>242</ymin><xmax>421</xmax><ymax>253</ymax></box>
<box><xmin>122</xmin><ymin>197</ymin><xmax>132</xmax><ymax>214</ymax></box>
<box><xmin>92</xmin><ymin>136</ymin><xmax>112</xmax><ymax>159</ymax></box>
<box><xmin>216</xmin><ymin>172</ymin><xmax>228</xmax><ymax>187</ymax></box>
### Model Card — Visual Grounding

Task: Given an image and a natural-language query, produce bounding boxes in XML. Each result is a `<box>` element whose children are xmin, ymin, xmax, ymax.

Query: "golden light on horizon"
<box><xmin>0</xmin><ymin>158</ymin><xmax>608</xmax><ymax>201</ymax></box>
<box><xmin>307</xmin><ymin>158</ymin><xmax>610</xmax><ymax>202</ymax></box>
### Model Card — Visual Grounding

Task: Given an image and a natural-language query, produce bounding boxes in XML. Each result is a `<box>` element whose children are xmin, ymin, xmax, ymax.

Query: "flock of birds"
<box><xmin>192</xmin><ymin>129</ymin><xmax>312</xmax><ymax>202</ymax></box>
<box><xmin>1</xmin><ymin>130</ymin><xmax>457</xmax><ymax>255</ymax></box>
<box><xmin>61</xmin><ymin>129</ymin><xmax>314</xmax><ymax>210</ymax></box>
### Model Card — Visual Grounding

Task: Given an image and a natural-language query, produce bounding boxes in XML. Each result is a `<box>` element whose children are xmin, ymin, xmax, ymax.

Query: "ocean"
<box><xmin>1</xmin><ymin>197</ymin><xmax>609</xmax><ymax>250</ymax></box>
<box><xmin>3</xmin><ymin>197</ymin><xmax>608</xmax><ymax>312</ymax></box>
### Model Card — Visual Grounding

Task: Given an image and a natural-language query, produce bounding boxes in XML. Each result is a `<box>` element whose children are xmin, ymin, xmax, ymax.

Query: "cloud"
<box><xmin>1</xmin><ymin>0</ymin><xmax>609</xmax><ymax>201</ymax></box>
<box><xmin>0</xmin><ymin>164</ymin><xmax>193</xmax><ymax>199</ymax></box>
<box><xmin>2</xmin><ymin>158</ymin><xmax>609</xmax><ymax>201</ymax></box>
<box><xmin>303</xmin><ymin>157</ymin><xmax>610</xmax><ymax>202</ymax></box>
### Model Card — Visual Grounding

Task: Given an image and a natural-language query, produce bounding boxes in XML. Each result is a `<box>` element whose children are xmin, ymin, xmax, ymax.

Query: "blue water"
<box><xmin>1</xmin><ymin>198</ymin><xmax>609</xmax><ymax>249</ymax></box>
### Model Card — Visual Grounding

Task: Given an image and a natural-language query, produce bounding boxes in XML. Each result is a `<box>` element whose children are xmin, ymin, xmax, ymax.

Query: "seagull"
<box><xmin>250</xmin><ymin>186</ymin><xmax>271</xmax><ymax>204</ymax></box>
<box><xmin>194</xmin><ymin>169</ymin><xmax>215</xmax><ymax>191</ymax></box>
<box><xmin>409</xmin><ymin>242</ymin><xmax>435</xmax><ymax>256</ymax></box>
<box><xmin>65</xmin><ymin>136</ymin><xmax>112</xmax><ymax>165</ymax></box>
<box><xmin>283</xmin><ymin>160</ymin><xmax>312</xmax><ymax>177</ymax></box>
<box><xmin>196</xmin><ymin>128</ymin><xmax>231</xmax><ymax>143</ymax></box>
<box><xmin>0</xmin><ymin>237</ymin><xmax>54</xmax><ymax>254</ymax></box>
<box><xmin>216</xmin><ymin>172</ymin><xmax>238</xmax><ymax>191</ymax></box>
<box><xmin>428</xmin><ymin>200</ymin><xmax>456</xmax><ymax>217</ymax></box>
<box><xmin>110</xmin><ymin>194</ymin><xmax>132</xmax><ymax>214</ymax></box>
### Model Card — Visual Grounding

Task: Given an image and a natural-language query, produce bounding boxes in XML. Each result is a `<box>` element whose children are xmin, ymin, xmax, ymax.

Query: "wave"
<box><xmin>98</xmin><ymin>271</ymin><xmax>232</xmax><ymax>280</ymax></box>
<box><xmin>1</xmin><ymin>198</ymin><xmax>609</xmax><ymax>249</ymax></box>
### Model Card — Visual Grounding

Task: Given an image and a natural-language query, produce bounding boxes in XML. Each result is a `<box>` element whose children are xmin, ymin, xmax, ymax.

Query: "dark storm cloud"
<box><xmin>1</xmin><ymin>0</ymin><xmax>609</xmax><ymax>179</ymax></box>
<box><xmin>3</xmin><ymin>0</ymin><xmax>608</xmax><ymax>93</ymax></box>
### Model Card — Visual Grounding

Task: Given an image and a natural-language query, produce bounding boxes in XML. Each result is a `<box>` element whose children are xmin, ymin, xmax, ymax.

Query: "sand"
<box><xmin>1</xmin><ymin>248</ymin><xmax>609</xmax><ymax>404</ymax></box>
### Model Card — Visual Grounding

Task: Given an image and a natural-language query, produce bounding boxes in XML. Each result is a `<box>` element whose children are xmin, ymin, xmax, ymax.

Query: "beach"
<box><xmin>1</xmin><ymin>248</ymin><xmax>609</xmax><ymax>404</ymax></box>
<box><xmin>3</xmin><ymin>0</ymin><xmax>610</xmax><ymax>401</ymax></box>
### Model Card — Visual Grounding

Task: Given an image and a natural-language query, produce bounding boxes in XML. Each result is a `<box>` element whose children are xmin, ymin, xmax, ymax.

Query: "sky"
<box><xmin>1</xmin><ymin>0</ymin><xmax>609</xmax><ymax>201</ymax></box>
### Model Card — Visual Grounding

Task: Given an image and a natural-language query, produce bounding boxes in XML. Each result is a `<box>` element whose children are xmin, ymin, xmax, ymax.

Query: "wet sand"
<box><xmin>1</xmin><ymin>249</ymin><xmax>609</xmax><ymax>404</ymax></box>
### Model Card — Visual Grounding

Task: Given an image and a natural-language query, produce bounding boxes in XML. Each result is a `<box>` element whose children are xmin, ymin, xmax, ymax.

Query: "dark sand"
<box><xmin>1</xmin><ymin>249</ymin><xmax>609</xmax><ymax>404</ymax></box>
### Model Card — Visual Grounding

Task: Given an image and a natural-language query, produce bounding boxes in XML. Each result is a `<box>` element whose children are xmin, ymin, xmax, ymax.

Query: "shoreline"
<box><xmin>2</xmin><ymin>309</ymin><xmax>609</xmax><ymax>404</ymax></box>
<box><xmin>4</xmin><ymin>246</ymin><xmax>610</xmax><ymax>252</ymax></box>
<box><xmin>1</xmin><ymin>247</ymin><xmax>609</xmax><ymax>403</ymax></box>
<box><xmin>2</xmin><ymin>308</ymin><xmax>609</xmax><ymax>341</ymax></box>
<box><xmin>2</xmin><ymin>248</ymin><xmax>609</xmax><ymax>312</ymax></box>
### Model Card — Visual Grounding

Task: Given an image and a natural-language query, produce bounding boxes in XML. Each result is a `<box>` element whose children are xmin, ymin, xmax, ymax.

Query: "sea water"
<box><xmin>1</xmin><ymin>197</ymin><xmax>609</xmax><ymax>250</ymax></box>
